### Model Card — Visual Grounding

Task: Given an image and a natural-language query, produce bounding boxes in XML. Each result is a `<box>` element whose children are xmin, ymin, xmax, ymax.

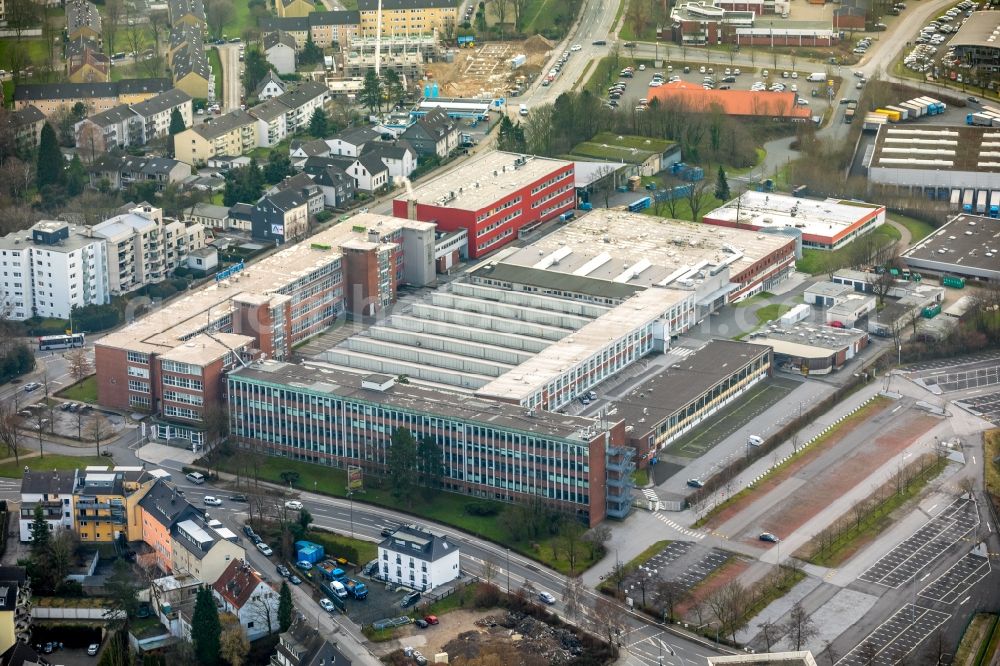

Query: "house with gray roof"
<box><xmin>253</xmin><ymin>71</ymin><xmax>288</xmax><ymax>101</ymax></box>
<box><xmin>263</xmin><ymin>31</ymin><xmax>297</xmax><ymax>74</ymax></box>
<box><xmin>377</xmin><ymin>525</ymin><xmax>460</xmax><ymax>591</ymax></box>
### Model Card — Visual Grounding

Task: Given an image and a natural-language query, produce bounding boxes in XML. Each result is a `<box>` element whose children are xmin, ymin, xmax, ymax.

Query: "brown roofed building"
<box><xmin>647</xmin><ymin>81</ymin><xmax>812</xmax><ymax>120</ymax></box>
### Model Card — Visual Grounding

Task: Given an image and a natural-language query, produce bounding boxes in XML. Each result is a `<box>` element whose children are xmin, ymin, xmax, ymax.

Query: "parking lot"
<box><xmin>919</xmin><ymin>552</ymin><xmax>991</xmax><ymax>604</ymax></box>
<box><xmin>955</xmin><ymin>391</ymin><xmax>1000</xmax><ymax>425</ymax></box>
<box><xmin>858</xmin><ymin>498</ymin><xmax>980</xmax><ymax>588</ymax></box>
<box><xmin>899</xmin><ymin>0</ymin><xmax>978</xmax><ymax>82</ymax></box>
<box><xmin>340</xmin><ymin>572</ymin><xmax>424</xmax><ymax>628</ymax></box>
<box><xmin>600</xmin><ymin>61</ymin><xmax>835</xmax><ymax>115</ymax></box>
<box><xmin>906</xmin><ymin>351</ymin><xmax>1000</xmax><ymax>373</ymax></box>
<box><xmin>835</xmin><ymin>605</ymin><xmax>952</xmax><ymax>666</ymax></box>
<box><xmin>914</xmin><ymin>362</ymin><xmax>1000</xmax><ymax>393</ymax></box>
<box><xmin>620</xmin><ymin>543</ymin><xmax>739</xmax><ymax>608</ymax></box>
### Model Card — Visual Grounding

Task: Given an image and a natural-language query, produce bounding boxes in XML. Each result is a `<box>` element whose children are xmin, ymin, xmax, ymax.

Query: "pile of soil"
<box><xmin>522</xmin><ymin>34</ymin><xmax>555</xmax><ymax>54</ymax></box>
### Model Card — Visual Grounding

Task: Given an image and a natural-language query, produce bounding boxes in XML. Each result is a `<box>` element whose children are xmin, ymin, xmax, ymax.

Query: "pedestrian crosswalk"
<box><xmin>667</xmin><ymin>347</ymin><xmax>695</xmax><ymax>359</ymax></box>
<box><xmin>654</xmin><ymin>512</ymin><xmax>706</xmax><ymax>540</ymax></box>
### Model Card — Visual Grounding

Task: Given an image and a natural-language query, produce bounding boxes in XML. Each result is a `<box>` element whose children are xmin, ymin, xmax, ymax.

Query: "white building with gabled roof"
<box><xmin>377</xmin><ymin>525</ymin><xmax>460</xmax><ymax>591</ymax></box>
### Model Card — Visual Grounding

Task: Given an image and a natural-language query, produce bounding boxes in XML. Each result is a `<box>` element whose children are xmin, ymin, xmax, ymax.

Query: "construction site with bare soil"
<box><xmin>425</xmin><ymin>36</ymin><xmax>556</xmax><ymax>98</ymax></box>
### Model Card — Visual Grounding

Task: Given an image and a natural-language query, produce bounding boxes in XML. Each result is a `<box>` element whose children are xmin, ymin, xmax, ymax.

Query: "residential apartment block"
<box><xmin>259</xmin><ymin>11</ymin><xmax>360</xmax><ymax>49</ymax></box>
<box><xmin>19</xmin><ymin>470</ymin><xmax>77</xmax><ymax>542</ymax></box>
<box><xmin>13</xmin><ymin>79</ymin><xmax>172</xmax><ymax>117</ymax></box>
<box><xmin>169</xmin><ymin>515</ymin><xmax>245</xmax><ymax>585</ymax></box>
<box><xmin>73</xmin><ymin>88</ymin><xmax>193</xmax><ymax>152</ymax></box>
<box><xmin>0</xmin><ymin>220</ymin><xmax>109</xmax><ymax>321</ymax></box>
<box><xmin>357</xmin><ymin>0</ymin><xmax>459</xmax><ymax>37</ymax></box>
<box><xmin>87</xmin><ymin>154</ymin><xmax>192</xmax><ymax>191</ymax></box>
<box><xmin>92</xmin><ymin>204</ymin><xmax>207</xmax><ymax>295</ymax></box>
<box><xmin>174</xmin><ymin>110</ymin><xmax>258</xmax><ymax>166</ymax></box>
<box><xmin>377</xmin><ymin>526</ymin><xmax>460</xmax><ymax>591</ymax></box>
<box><xmin>137</xmin><ymin>479</ymin><xmax>205</xmax><ymax>574</ymax></box>
<box><xmin>66</xmin><ymin>0</ymin><xmax>102</xmax><ymax>41</ymax></box>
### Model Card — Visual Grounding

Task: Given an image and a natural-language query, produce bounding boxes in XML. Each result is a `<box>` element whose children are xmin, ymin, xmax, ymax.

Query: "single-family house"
<box><xmin>253</xmin><ymin>71</ymin><xmax>288</xmax><ymax>101</ymax></box>
<box><xmin>271</xmin><ymin>172</ymin><xmax>325</xmax><ymax>215</ymax></box>
<box><xmin>185</xmin><ymin>202</ymin><xmax>231</xmax><ymax>229</ymax></box>
<box><xmin>363</xmin><ymin>140</ymin><xmax>416</xmax><ymax>179</ymax></box>
<box><xmin>250</xmin><ymin>188</ymin><xmax>310</xmax><ymax>244</ymax></box>
<box><xmin>212</xmin><ymin>559</ymin><xmax>280</xmax><ymax>640</ymax></box>
<box><xmin>304</xmin><ymin>160</ymin><xmax>356</xmax><ymax>207</ymax></box>
<box><xmin>326</xmin><ymin>125</ymin><xmax>380</xmax><ymax>156</ymax></box>
<box><xmin>263</xmin><ymin>31</ymin><xmax>297</xmax><ymax>75</ymax></box>
<box><xmin>271</xmin><ymin>621</ymin><xmax>353</xmax><ymax>666</ymax></box>
<box><xmin>377</xmin><ymin>524</ymin><xmax>460</xmax><ymax>591</ymax></box>
<box><xmin>399</xmin><ymin>107</ymin><xmax>460</xmax><ymax>158</ymax></box>
<box><xmin>289</xmin><ymin>138</ymin><xmax>331</xmax><ymax>164</ymax></box>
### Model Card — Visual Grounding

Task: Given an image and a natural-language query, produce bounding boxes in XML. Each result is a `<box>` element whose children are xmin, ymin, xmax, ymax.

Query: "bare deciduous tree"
<box><xmin>66</xmin><ymin>349</ymin><xmax>93</xmax><ymax>381</ymax></box>
<box><xmin>783</xmin><ymin>602</ymin><xmax>818</xmax><ymax>651</ymax></box>
<box><xmin>87</xmin><ymin>414</ymin><xmax>111</xmax><ymax>457</ymax></box>
<box><xmin>0</xmin><ymin>401</ymin><xmax>23</xmax><ymax>465</ymax></box>
<box><xmin>686</xmin><ymin>179</ymin><xmax>712</xmax><ymax>222</ymax></box>
<box><xmin>562</xmin><ymin>576</ymin><xmax>583</xmax><ymax>621</ymax></box>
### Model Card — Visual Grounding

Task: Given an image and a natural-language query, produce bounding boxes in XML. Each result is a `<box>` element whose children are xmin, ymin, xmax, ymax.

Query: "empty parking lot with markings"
<box><xmin>955</xmin><ymin>391</ymin><xmax>1000</xmax><ymax>425</ymax></box>
<box><xmin>858</xmin><ymin>498</ymin><xmax>979</xmax><ymax>588</ymax></box>
<box><xmin>918</xmin><ymin>552</ymin><xmax>991</xmax><ymax>604</ymax></box>
<box><xmin>836</xmin><ymin>605</ymin><xmax>952</xmax><ymax>666</ymax></box>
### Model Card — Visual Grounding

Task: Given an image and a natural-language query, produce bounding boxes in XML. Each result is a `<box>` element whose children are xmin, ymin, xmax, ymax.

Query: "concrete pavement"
<box><xmin>217</xmin><ymin>44</ymin><xmax>242</xmax><ymax>113</ymax></box>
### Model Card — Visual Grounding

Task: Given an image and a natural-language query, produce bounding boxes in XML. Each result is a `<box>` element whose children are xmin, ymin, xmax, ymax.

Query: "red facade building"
<box><xmin>392</xmin><ymin>151</ymin><xmax>575</xmax><ymax>259</ymax></box>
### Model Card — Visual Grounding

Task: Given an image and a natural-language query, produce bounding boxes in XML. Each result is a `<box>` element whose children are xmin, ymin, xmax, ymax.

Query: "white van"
<box><xmin>806</xmin><ymin>72</ymin><xmax>826</xmax><ymax>82</ymax></box>
<box><xmin>519</xmin><ymin>104</ymin><xmax>528</xmax><ymax>116</ymax></box>
<box><xmin>747</xmin><ymin>435</ymin><xmax>764</xmax><ymax>447</ymax></box>
<box><xmin>329</xmin><ymin>581</ymin><xmax>348</xmax><ymax>599</ymax></box>
<box><xmin>185</xmin><ymin>471</ymin><xmax>206</xmax><ymax>484</ymax></box>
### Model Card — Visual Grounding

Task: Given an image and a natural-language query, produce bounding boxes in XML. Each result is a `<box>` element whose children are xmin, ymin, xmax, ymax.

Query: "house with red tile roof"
<box><xmin>212</xmin><ymin>559</ymin><xmax>280</xmax><ymax>640</ymax></box>
<box><xmin>647</xmin><ymin>81</ymin><xmax>812</xmax><ymax>120</ymax></box>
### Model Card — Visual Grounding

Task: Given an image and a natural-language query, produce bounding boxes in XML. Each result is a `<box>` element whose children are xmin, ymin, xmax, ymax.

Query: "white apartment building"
<box><xmin>19</xmin><ymin>469</ymin><xmax>78</xmax><ymax>542</ymax></box>
<box><xmin>0</xmin><ymin>221</ymin><xmax>109</xmax><ymax>320</ymax></box>
<box><xmin>93</xmin><ymin>205</ymin><xmax>207</xmax><ymax>294</ymax></box>
<box><xmin>130</xmin><ymin>88</ymin><xmax>193</xmax><ymax>144</ymax></box>
<box><xmin>377</xmin><ymin>525</ymin><xmax>460</xmax><ymax>592</ymax></box>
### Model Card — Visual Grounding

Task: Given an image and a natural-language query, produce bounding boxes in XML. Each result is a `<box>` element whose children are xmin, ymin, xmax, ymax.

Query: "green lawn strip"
<box><xmin>361</xmin><ymin>626</ymin><xmax>396</xmax><ymax>642</ymax></box>
<box><xmin>743</xmin><ymin>567</ymin><xmax>806</xmax><ymax>622</ymax></box>
<box><xmin>222</xmin><ymin>0</ymin><xmax>254</xmax><ymax>37</ymax></box>
<box><xmin>56</xmin><ymin>376</ymin><xmax>99</xmax><ymax>403</ymax></box>
<box><xmin>306</xmin><ymin>530</ymin><xmax>377</xmax><ymax>566</ymax></box>
<box><xmin>522</xmin><ymin>0</ymin><xmax>556</xmax><ymax>34</ymax></box>
<box><xmin>754</xmin><ymin>304</ymin><xmax>791</xmax><ymax>326</ymax></box>
<box><xmin>955</xmin><ymin>614</ymin><xmax>998</xmax><ymax>666</ymax></box>
<box><xmin>215</xmin><ymin>454</ymin><xmax>599</xmax><ymax>574</ymax></box>
<box><xmin>424</xmin><ymin>582</ymin><xmax>477</xmax><ymax>617</ymax></box>
<box><xmin>632</xmin><ymin>467</ymin><xmax>649</xmax><ymax>486</ymax></box>
<box><xmin>802</xmin><ymin>457</ymin><xmax>948</xmax><ymax>567</ymax></box>
<box><xmin>975</xmin><ymin>615</ymin><xmax>1000</xmax><ymax>666</ymax></box>
<box><xmin>0</xmin><ymin>454</ymin><xmax>108</xmax><ymax>477</ymax></box>
<box><xmin>982</xmin><ymin>430</ymin><xmax>1000</xmax><ymax>509</ymax></box>
<box><xmin>693</xmin><ymin>396</ymin><xmax>891</xmax><ymax>528</ymax></box>
<box><xmin>597</xmin><ymin>540</ymin><xmax>670</xmax><ymax>594</ymax></box>
<box><xmin>208</xmin><ymin>47</ymin><xmax>224</xmax><ymax>101</ymax></box>
<box><xmin>889</xmin><ymin>214</ymin><xmax>935</xmax><ymax>243</ymax></box>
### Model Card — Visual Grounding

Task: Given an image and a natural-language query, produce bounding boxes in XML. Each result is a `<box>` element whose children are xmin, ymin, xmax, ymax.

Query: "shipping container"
<box><xmin>922</xmin><ymin>303</ymin><xmax>941</xmax><ymax>318</ymax></box>
<box><xmin>967</xmin><ymin>112</ymin><xmax>994</xmax><ymax>126</ymax></box>
<box><xmin>900</xmin><ymin>100</ymin><xmax>923</xmax><ymax>117</ymax></box>
<box><xmin>886</xmin><ymin>105</ymin><xmax>909</xmax><ymax>121</ymax></box>
<box><xmin>963</xmin><ymin>189</ymin><xmax>974</xmax><ymax>212</ymax></box>
<box><xmin>627</xmin><ymin>196</ymin><xmax>652</xmax><ymax>212</ymax></box>
<box><xmin>875</xmin><ymin>108</ymin><xmax>901</xmax><ymax>122</ymax></box>
<box><xmin>510</xmin><ymin>53</ymin><xmax>526</xmax><ymax>69</ymax></box>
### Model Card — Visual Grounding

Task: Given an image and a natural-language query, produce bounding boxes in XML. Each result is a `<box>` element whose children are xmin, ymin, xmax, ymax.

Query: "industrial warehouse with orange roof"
<box><xmin>647</xmin><ymin>81</ymin><xmax>812</xmax><ymax>120</ymax></box>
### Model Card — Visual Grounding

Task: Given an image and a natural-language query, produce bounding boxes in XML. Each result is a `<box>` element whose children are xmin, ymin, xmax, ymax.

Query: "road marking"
<box><xmin>960</xmin><ymin>596</ymin><xmax>971</xmax><ymax>605</ymax></box>
<box><xmin>972</xmin><ymin>456</ymin><xmax>976</xmax><ymax>465</ymax></box>
<box><xmin>919</xmin><ymin>573</ymin><xmax>930</xmax><ymax>581</ymax></box>
<box><xmin>892</xmin><ymin>405</ymin><xmax>902</xmax><ymax>413</ymax></box>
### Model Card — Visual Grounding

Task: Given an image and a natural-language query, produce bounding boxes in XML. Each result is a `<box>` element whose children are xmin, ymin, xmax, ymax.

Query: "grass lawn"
<box><xmin>210</xmin><ymin>192</ymin><xmax>225</xmax><ymax>205</ymax></box>
<box><xmin>754</xmin><ymin>303</ymin><xmax>791</xmax><ymax>325</ymax></box>
<box><xmin>632</xmin><ymin>467</ymin><xmax>649</xmax><ymax>486</ymax></box>
<box><xmin>0</xmin><ymin>39</ymin><xmax>49</xmax><ymax>71</ymax></box>
<box><xmin>57</xmin><ymin>375</ymin><xmax>99</xmax><ymax>404</ymax></box>
<box><xmin>986</xmin><ymin>430</ymin><xmax>1000</xmax><ymax>511</ymax></box>
<box><xmin>889</xmin><ymin>214</ymin><xmax>936</xmax><ymax>243</ymax></box>
<box><xmin>424</xmin><ymin>583</ymin><xmax>477</xmax><ymax>617</ymax></box>
<box><xmin>216</xmin><ymin>454</ymin><xmax>601</xmax><ymax>574</ymax></box>
<box><xmin>796</xmin><ymin>225</ymin><xmax>902</xmax><ymax>275</ymax></box>
<box><xmin>222</xmin><ymin>0</ymin><xmax>255</xmax><ymax>38</ymax></box>
<box><xmin>307</xmin><ymin>531</ymin><xmax>377</xmax><ymax>566</ymax></box>
<box><xmin>733</xmin><ymin>291</ymin><xmax>775</xmax><ymax>308</ymax></box>
<box><xmin>955</xmin><ymin>614</ymin><xmax>998</xmax><ymax>666</ymax></box>
<box><xmin>729</xmin><ymin>148</ymin><xmax>767</xmax><ymax>176</ymax></box>
<box><xmin>0</xmin><ymin>454</ymin><xmax>108</xmax><ymax>478</ymax></box>
<box><xmin>801</xmin><ymin>456</ymin><xmax>948</xmax><ymax>567</ymax></box>
<box><xmin>208</xmin><ymin>48</ymin><xmax>223</xmax><ymax>101</ymax></box>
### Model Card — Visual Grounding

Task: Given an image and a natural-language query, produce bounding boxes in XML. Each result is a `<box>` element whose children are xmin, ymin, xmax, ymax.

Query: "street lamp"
<box><xmin>506</xmin><ymin>548</ymin><xmax>511</xmax><ymax>594</ymax></box>
<box><xmin>347</xmin><ymin>490</ymin><xmax>354</xmax><ymax>539</ymax></box>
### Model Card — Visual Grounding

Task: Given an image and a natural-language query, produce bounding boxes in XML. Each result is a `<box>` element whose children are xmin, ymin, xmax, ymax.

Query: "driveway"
<box><xmin>217</xmin><ymin>43</ymin><xmax>242</xmax><ymax>113</ymax></box>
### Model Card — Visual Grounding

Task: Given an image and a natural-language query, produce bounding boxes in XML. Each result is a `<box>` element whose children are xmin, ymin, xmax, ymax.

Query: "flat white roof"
<box><xmin>475</xmin><ymin>287</ymin><xmax>692</xmax><ymax>402</ymax></box>
<box><xmin>704</xmin><ymin>191</ymin><xmax>883</xmax><ymax>239</ymax></box>
<box><xmin>399</xmin><ymin>150</ymin><xmax>572</xmax><ymax>212</ymax></box>
<box><xmin>98</xmin><ymin>213</ymin><xmax>434</xmax><ymax>356</ymax></box>
<box><xmin>502</xmin><ymin>208</ymin><xmax>793</xmax><ymax>285</ymax></box>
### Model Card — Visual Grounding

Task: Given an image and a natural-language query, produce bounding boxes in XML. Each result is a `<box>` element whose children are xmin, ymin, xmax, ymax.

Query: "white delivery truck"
<box><xmin>806</xmin><ymin>72</ymin><xmax>827</xmax><ymax>82</ymax></box>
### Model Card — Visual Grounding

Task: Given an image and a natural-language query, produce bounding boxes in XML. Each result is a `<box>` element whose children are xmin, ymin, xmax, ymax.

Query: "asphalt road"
<box><xmin>218</xmin><ymin>43</ymin><xmax>242</xmax><ymax>113</ymax></box>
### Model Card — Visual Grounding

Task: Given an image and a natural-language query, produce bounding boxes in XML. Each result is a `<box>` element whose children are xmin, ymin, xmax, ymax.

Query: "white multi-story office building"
<box><xmin>0</xmin><ymin>220</ymin><xmax>109</xmax><ymax>320</ymax></box>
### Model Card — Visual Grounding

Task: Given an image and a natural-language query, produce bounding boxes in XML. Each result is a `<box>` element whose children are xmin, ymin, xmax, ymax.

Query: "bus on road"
<box><xmin>38</xmin><ymin>333</ymin><xmax>85</xmax><ymax>351</ymax></box>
